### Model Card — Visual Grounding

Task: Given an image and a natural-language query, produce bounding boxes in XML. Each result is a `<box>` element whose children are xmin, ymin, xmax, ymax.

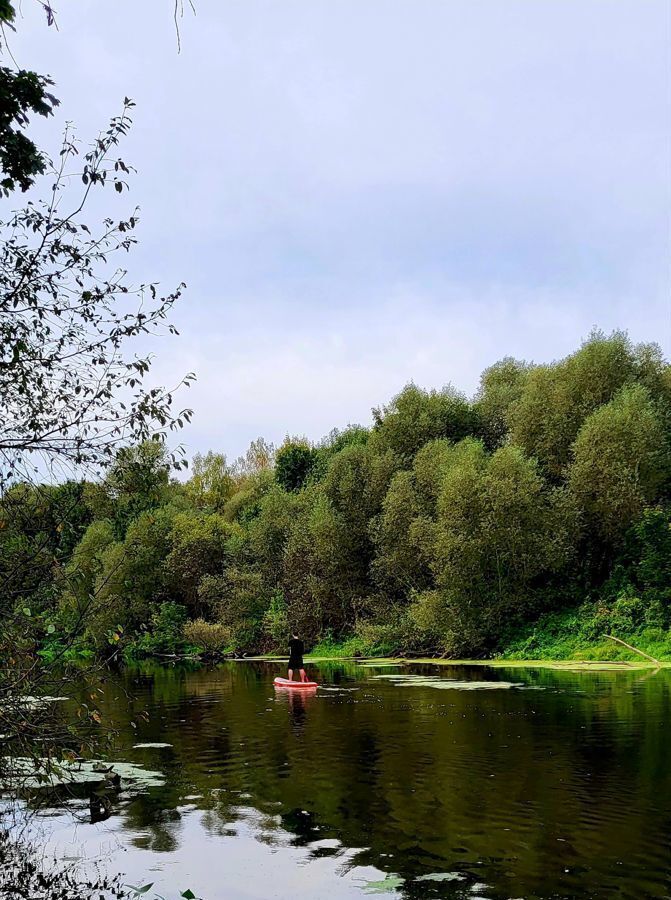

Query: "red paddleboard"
<box><xmin>274</xmin><ymin>677</ymin><xmax>318</xmax><ymax>689</ymax></box>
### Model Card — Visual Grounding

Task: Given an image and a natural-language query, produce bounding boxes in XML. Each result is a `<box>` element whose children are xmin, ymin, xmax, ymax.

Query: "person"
<box><xmin>288</xmin><ymin>632</ymin><xmax>307</xmax><ymax>682</ymax></box>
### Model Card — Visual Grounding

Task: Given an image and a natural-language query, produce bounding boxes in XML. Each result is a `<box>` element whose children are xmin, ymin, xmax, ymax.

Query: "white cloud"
<box><xmin>9</xmin><ymin>0</ymin><xmax>670</xmax><ymax>461</ymax></box>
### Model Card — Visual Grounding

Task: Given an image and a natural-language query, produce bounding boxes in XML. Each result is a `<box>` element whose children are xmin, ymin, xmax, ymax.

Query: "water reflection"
<box><xmin>273</xmin><ymin>683</ymin><xmax>318</xmax><ymax>733</ymax></box>
<box><xmin>6</xmin><ymin>661</ymin><xmax>671</xmax><ymax>900</ymax></box>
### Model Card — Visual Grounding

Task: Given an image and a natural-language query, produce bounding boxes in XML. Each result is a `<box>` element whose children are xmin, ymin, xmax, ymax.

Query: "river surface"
<box><xmin>6</xmin><ymin>661</ymin><xmax>671</xmax><ymax>900</ymax></box>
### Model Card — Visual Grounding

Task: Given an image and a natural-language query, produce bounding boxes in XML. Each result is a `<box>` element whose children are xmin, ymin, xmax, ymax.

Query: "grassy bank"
<box><xmin>304</xmin><ymin>604</ymin><xmax>671</xmax><ymax>668</ymax></box>
<box><xmin>498</xmin><ymin>605</ymin><xmax>671</xmax><ymax>663</ymax></box>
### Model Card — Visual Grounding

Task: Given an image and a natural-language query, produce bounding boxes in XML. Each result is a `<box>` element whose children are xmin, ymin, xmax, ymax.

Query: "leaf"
<box><xmin>181</xmin><ymin>891</ymin><xmax>197</xmax><ymax>899</ymax></box>
<box><xmin>125</xmin><ymin>884</ymin><xmax>154</xmax><ymax>895</ymax></box>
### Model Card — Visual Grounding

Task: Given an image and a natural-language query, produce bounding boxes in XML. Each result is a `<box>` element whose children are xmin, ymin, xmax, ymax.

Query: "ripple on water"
<box><xmin>371</xmin><ymin>675</ymin><xmax>527</xmax><ymax>690</ymax></box>
<box><xmin>5</xmin><ymin>661</ymin><xmax>671</xmax><ymax>900</ymax></box>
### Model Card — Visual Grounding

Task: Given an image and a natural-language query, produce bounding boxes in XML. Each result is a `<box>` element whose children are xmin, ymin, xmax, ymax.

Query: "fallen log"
<box><xmin>604</xmin><ymin>634</ymin><xmax>660</xmax><ymax>666</ymax></box>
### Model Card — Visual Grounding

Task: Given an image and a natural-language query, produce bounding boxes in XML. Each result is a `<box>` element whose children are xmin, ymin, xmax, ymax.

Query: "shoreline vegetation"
<box><xmin>4</xmin><ymin>331</ymin><xmax>671</xmax><ymax>674</ymax></box>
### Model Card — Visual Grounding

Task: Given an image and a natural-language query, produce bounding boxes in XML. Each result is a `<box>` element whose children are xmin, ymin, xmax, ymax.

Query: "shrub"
<box><xmin>275</xmin><ymin>440</ymin><xmax>316</xmax><ymax>492</ymax></box>
<box><xmin>262</xmin><ymin>591</ymin><xmax>289</xmax><ymax>647</ymax></box>
<box><xmin>183</xmin><ymin>619</ymin><xmax>231</xmax><ymax>654</ymax></box>
<box><xmin>128</xmin><ymin>601</ymin><xmax>188</xmax><ymax>658</ymax></box>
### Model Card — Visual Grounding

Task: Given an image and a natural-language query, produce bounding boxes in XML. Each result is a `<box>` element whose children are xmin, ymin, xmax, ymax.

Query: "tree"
<box><xmin>60</xmin><ymin>518</ymin><xmax>115</xmax><ymax>614</ymax></box>
<box><xmin>370</xmin><ymin>470</ymin><xmax>425</xmax><ymax>595</ymax></box>
<box><xmin>0</xmin><ymin>102</ymin><xmax>193</xmax><ymax>490</ymax></box>
<box><xmin>105</xmin><ymin>440</ymin><xmax>172</xmax><ymax>534</ymax></box>
<box><xmin>0</xmin><ymin>1</ymin><xmax>59</xmax><ymax>195</ymax></box>
<box><xmin>199</xmin><ymin>568</ymin><xmax>265</xmax><ymax>650</ymax></box>
<box><xmin>0</xmin><ymin>107</ymin><xmax>192</xmax><ymax>760</ymax></box>
<box><xmin>0</xmin><ymin>1</ymin><xmax>191</xmax><ymax>196</ymax></box>
<box><xmin>84</xmin><ymin>507</ymin><xmax>178</xmax><ymax>647</ymax></box>
<box><xmin>281</xmin><ymin>489</ymin><xmax>346</xmax><ymax>640</ymax></box>
<box><xmin>417</xmin><ymin>442</ymin><xmax>574</xmax><ymax>654</ymax></box>
<box><xmin>0</xmin><ymin>65</ymin><xmax>58</xmax><ymax>194</ymax></box>
<box><xmin>186</xmin><ymin>451</ymin><xmax>236</xmax><ymax>511</ymax></box>
<box><xmin>369</xmin><ymin>383</ymin><xmax>480</xmax><ymax>463</ymax></box>
<box><xmin>232</xmin><ymin>437</ymin><xmax>275</xmax><ymax>479</ymax></box>
<box><xmin>474</xmin><ymin>357</ymin><xmax>530</xmax><ymax>449</ymax></box>
<box><xmin>370</xmin><ymin>440</ymin><xmax>454</xmax><ymax>595</ymax></box>
<box><xmin>165</xmin><ymin>512</ymin><xmax>237</xmax><ymax>616</ymax></box>
<box><xmin>275</xmin><ymin>439</ymin><xmax>316</xmax><ymax>492</ymax></box>
<box><xmin>321</xmin><ymin>443</ymin><xmax>396</xmax><ymax>600</ymax></box>
<box><xmin>245</xmin><ymin>485</ymin><xmax>297</xmax><ymax>587</ymax></box>
<box><xmin>568</xmin><ymin>385</ymin><xmax>670</xmax><ymax>548</ymax></box>
<box><xmin>508</xmin><ymin>331</ymin><xmax>667</xmax><ymax>479</ymax></box>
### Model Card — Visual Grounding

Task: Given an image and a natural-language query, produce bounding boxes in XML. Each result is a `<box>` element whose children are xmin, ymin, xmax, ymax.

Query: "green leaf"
<box><xmin>125</xmin><ymin>884</ymin><xmax>154</xmax><ymax>895</ymax></box>
<box><xmin>46</xmin><ymin>624</ymin><xmax>56</xmax><ymax>634</ymax></box>
<box><xmin>181</xmin><ymin>891</ymin><xmax>197</xmax><ymax>900</ymax></box>
<box><xmin>22</xmin><ymin>607</ymin><xmax>31</xmax><ymax>617</ymax></box>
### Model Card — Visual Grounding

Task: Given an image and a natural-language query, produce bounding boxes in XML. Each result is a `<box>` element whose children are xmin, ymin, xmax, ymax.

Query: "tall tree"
<box><xmin>569</xmin><ymin>384</ymin><xmax>670</xmax><ymax>548</ymax></box>
<box><xmin>0</xmin><ymin>107</ymin><xmax>192</xmax><ymax>762</ymax></box>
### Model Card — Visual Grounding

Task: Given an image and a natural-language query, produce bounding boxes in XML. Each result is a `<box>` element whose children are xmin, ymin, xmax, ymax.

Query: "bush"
<box><xmin>183</xmin><ymin>618</ymin><xmax>231</xmax><ymax>654</ymax></box>
<box><xmin>128</xmin><ymin>601</ymin><xmax>188</xmax><ymax>658</ymax></box>
<box><xmin>262</xmin><ymin>591</ymin><xmax>289</xmax><ymax>647</ymax></box>
<box><xmin>275</xmin><ymin>440</ymin><xmax>316</xmax><ymax>492</ymax></box>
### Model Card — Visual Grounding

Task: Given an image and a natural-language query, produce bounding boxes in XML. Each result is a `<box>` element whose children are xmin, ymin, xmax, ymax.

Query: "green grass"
<box><xmin>308</xmin><ymin>634</ymin><xmax>394</xmax><ymax>659</ymax></box>
<box><xmin>498</xmin><ymin>605</ymin><xmax>671</xmax><ymax>663</ymax></box>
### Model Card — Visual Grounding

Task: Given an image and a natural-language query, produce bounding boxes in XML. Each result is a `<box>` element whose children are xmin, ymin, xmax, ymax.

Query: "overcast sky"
<box><xmin>11</xmin><ymin>1</ymin><xmax>671</xmax><ymax>460</ymax></box>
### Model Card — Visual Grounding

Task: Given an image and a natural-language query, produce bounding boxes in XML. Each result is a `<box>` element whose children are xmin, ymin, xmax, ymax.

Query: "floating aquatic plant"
<box><xmin>362</xmin><ymin>873</ymin><xmax>404</xmax><ymax>894</ymax></box>
<box><xmin>1</xmin><ymin>757</ymin><xmax>165</xmax><ymax>792</ymax></box>
<box><xmin>372</xmin><ymin>674</ymin><xmax>525</xmax><ymax>690</ymax></box>
<box><xmin>132</xmin><ymin>742</ymin><xmax>173</xmax><ymax>749</ymax></box>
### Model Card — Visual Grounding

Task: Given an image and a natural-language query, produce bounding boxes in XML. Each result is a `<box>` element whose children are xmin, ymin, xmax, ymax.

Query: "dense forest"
<box><xmin>3</xmin><ymin>330</ymin><xmax>671</xmax><ymax>663</ymax></box>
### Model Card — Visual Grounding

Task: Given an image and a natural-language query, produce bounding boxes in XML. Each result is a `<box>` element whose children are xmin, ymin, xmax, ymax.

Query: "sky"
<box><xmin>10</xmin><ymin>0</ymin><xmax>671</xmax><ymax>460</ymax></box>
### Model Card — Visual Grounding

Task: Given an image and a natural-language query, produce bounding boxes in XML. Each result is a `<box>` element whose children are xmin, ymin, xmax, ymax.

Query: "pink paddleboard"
<box><xmin>274</xmin><ymin>677</ymin><xmax>318</xmax><ymax>689</ymax></box>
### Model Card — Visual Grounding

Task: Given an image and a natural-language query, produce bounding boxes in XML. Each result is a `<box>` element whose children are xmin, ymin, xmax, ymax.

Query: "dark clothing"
<box><xmin>288</xmin><ymin>638</ymin><xmax>304</xmax><ymax>668</ymax></box>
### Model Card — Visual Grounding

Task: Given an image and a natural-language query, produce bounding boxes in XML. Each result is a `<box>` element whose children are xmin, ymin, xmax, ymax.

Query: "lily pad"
<box><xmin>416</xmin><ymin>872</ymin><xmax>465</xmax><ymax>882</ymax></box>
<box><xmin>17</xmin><ymin>695</ymin><xmax>69</xmax><ymax>708</ymax></box>
<box><xmin>132</xmin><ymin>742</ymin><xmax>173</xmax><ymax>749</ymax></box>
<box><xmin>362</xmin><ymin>874</ymin><xmax>404</xmax><ymax>894</ymax></box>
<box><xmin>1</xmin><ymin>758</ymin><xmax>165</xmax><ymax>792</ymax></box>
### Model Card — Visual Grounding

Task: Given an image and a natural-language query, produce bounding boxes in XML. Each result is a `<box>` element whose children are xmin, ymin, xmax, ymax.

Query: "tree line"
<box><xmin>2</xmin><ymin>330</ymin><xmax>670</xmax><ymax>662</ymax></box>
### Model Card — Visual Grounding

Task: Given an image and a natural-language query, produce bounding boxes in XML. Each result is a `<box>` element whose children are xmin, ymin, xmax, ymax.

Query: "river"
<box><xmin>5</xmin><ymin>661</ymin><xmax>671</xmax><ymax>900</ymax></box>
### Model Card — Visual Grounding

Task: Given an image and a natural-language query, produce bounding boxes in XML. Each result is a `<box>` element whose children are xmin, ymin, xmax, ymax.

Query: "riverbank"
<box><xmin>297</xmin><ymin>613</ymin><xmax>671</xmax><ymax>668</ymax></box>
<box><xmin>241</xmin><ymin>654</ymin><xmax>670</xmax><ymax>672</ymax></box>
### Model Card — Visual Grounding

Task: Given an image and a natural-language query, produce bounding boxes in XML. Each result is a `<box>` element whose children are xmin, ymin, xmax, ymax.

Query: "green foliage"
<box><xmin>199</xmin><ymin>569</ymin><xmax>266</xmax><ymax>650</ymax></box>
<box><xmin>424</xmin><ymin>442</ymin><xmax>576</xmax><ymax>654</ymax></box>
<box><xmin>262</xmin><ymin>591</ymin><xmax>290</xmax><ymax>647</ymax></box>
<box><xmin>183</xmin><ymin>618</ymin><xmax>231</xmax><ymax>655</ymax></box>
<box><xmin>568</xmin><ymin>385</ymin><xmax>670</xmax><ymax>546</ymax></box>
<box><xmin>508</xmin><ymin>331</ymin><xmax>666</xmax><ymax>479</ymax></box>
<box><xmin>165</xmin><ymin>512</ymin><xmax>237</xmax><ymax>615</ymax></box>
<box><xmin>371</xmin><ymin>470</ymin><xmax>425</xmax><ymax>594</ymax></box>
<box><xmin>0</xmin><ymin>66</ymin><xmax>58</xmax><ymax>194</ymax></box>
<box><xmin>186</xmin><ymin>451</ymin><xmax>236</xmax><ymax>511</ymax></box>
<box><xmin>499</xmin><ymin>599</ymin><xmax>671</xmax><ymax>662</ymax></box>
<box><xmin>106</xmin><ymin>441</ymin><xmax>172</xmax><ymax>536</ymax></box>
<box><xmin>130</xmin><ymin>602</ymin><xmax>188</xmax><ymax>658</ymax></box>
<box><xmin>475</xmin><ymin>357</ymin><xmax>531</xmax><ymax>449</ymax></box>
<box><xmin>83</xmin><ymin>507</ymin><xmax>177</xmax><ymax>645</ymax></box>
<box><xmin>629</xmin><ymin>507</ymin><xmax>671</xmax><ymax>593</ymax></box>
<box><xmin>223</xmin><ymin>469</ymin><xmax>275</xmax><ymax>524</ymax></box>
<box><xmin>370</xmin><ymin>383</ymin><xmax>480</xmax><ymax>463</ymax></box>
<box><xmin>7</xmin><ymin>330</ymin><xmax>671</xmax><ymax>664</ymax></box>
<box><xmin>60</xmin><ymin>518</ymin><xmax>116</xmax><ymax>616</ymax></box>
<box><xmin>275</xmin><ymin>439</ymin><xmax>317</xmax><ymax>492</ymax></box>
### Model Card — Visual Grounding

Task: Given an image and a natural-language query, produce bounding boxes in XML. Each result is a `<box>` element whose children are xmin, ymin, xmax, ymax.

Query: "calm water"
<box><xmin>7</xmin><ymin>661</ymin><xmax>671</xmax><ymax>900</ymax></box>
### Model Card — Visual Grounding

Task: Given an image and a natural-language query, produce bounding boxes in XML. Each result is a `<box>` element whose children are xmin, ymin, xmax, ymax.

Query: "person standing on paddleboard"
<box><xmin>288</xmin><ymin>633</ymin><xmax>307</xmax><ymax>682</ymax></box>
